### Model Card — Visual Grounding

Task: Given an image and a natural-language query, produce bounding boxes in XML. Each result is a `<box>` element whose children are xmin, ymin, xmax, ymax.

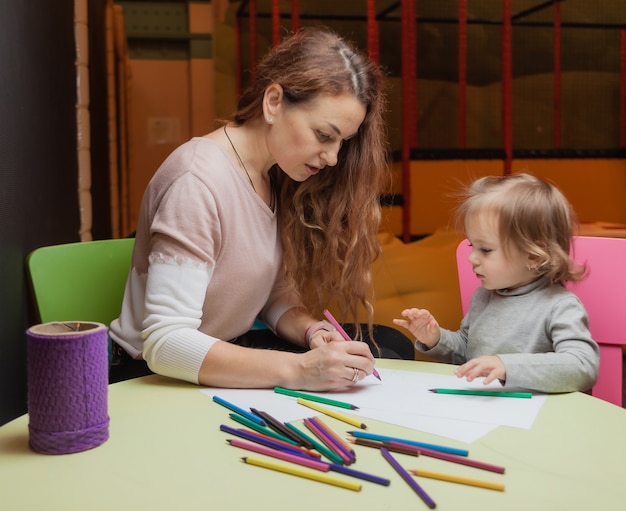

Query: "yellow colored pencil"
<box><xmin>410</xmin><ymin>468</ymin><xmax>505</xmax><ymax>491</ymax></box>
<box><xmin>242</xmin><ymin>456</ymin><xmax>362</xmax><ymax>491</ymax></box>
<box><xmin>296</xmin><ymin>398</ymin><xmax>367</xmax><ymax>429</ymax></box>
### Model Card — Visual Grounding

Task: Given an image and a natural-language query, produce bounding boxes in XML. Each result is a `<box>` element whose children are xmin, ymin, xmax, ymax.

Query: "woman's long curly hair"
<box><xmin>233</xmin><ymin>27</ymin><xmax>390</xmax><ymax>341</ymax></box>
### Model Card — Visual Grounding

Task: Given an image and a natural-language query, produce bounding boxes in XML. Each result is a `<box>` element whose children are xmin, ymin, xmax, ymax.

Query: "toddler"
<box><xmin>394</xmin><ymin>173</ymin><xmax>599</xmax><ymax>393</ymax></box>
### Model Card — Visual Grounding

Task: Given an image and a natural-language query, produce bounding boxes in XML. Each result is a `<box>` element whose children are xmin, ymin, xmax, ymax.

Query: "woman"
<box><xmin>110</xmin><ymin>27</ymin><xmax>411</xmax><ymax>390</ymax></box>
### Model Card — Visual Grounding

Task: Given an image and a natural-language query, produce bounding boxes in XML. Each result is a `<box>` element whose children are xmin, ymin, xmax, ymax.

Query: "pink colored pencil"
<box><xmin>323</xmin><ymin>309</ymin><xmax>382</xmax><ymax>381</ymax></box>
<box><xmin>386</xmin><ymin>440</ymin><xmax>505</xmax><ymax>474</ymax></box>
<box><xmin>309</xmin><ymin>416</ymin><xmax>356</xmax><ymax>463</ymax></box>
<box><xmin>304</xmin><ymin>418</ymin><xmax>353</xmax><ymax>464</ymax></box>
<box><xmin>227</xmin><ymin>438</ymin><xmax>330</xmax><ymax>472</ymax></box>
<box><xmin>240</xmin><ymin>428</ymin><xmax>322</xmax><ymax>458</ymax></box>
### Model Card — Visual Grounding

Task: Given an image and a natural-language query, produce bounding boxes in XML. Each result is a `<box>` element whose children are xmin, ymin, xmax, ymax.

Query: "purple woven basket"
<box><xmin>27</xmin><ymin>321</ymin><xmax>110</xmax><ymax>455</ymax></box>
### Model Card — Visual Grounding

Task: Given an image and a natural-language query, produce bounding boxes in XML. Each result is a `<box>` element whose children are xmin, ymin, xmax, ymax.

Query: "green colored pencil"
<box><xmin>274</xmin><ymin>387</ymin><xmax>359</xmax><ymax>409</ymax></box>
<box><xmin>228</xmin><ymin>413</ymin><xmax>298</xmax><ymax>445</ymax></box>
<box><xmin>428</xmin><ymin>388</ymin><xmax>532</xmax><ymax>398</ymax></box>
<box><xmin>284</xmin><ymin>423</ymin><xmax>345</xmax><ymax>465</ymax></box>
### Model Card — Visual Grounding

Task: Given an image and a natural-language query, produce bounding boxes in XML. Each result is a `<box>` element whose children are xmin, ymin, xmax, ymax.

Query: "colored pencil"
<box><xmin>228</xmin><ymin>413</ymin><xmax>297</xmax><ymax>445</ymax></box>
<box><xmin>381</xmin><ymin>448</ymin><xmax>436</xmax><ymax>509</ymax></box>
<box><xmin>227</xmin><ymin>438</ymin><xmax>330</xmax><ymax>472</ymax></box>
<box><xmin>347</xmin><ymin>430</ymin><xmax>468</xmax><ymax>457</ymax></box>
<box><xmin>323</xmin><ymin>309</ymin><xmax>382</xmax><ymax>381</ymax></box>
<box><xmin>270</xmin><ymin>420</ymin><xmax>316</xmax><ymax>450</ymax></box>
<box><xmin>347</xmin><ymin>437</ymin><xmax>419</xmax><ymax>457</ymax></box>
<box><xmin>273</xmin><ymin>433</ymin><xmax>389</xmax><ymax>486</ymax></box>
<box><xmin>249</xmin><ymin>408</ymin><xmax>312</xmax><ymax>447</ymax></box>
<box><xmin>309</xmin><ymin>416</ymin><xmax>355</xmax><ymax>456</ymax></box>
<box><xmin>284</xmin><ymin>422</ymin><xmax>343</xmax><ymax>465</ymax></box>
<box><xmin>429</xmin><ymin>388</ymin><xmax>532</xmax><ymax>399</ymax></box>
<box><xmin>410</xmin><ymin>468</ymin><xmax>505</xmax><ymax>492</ymax></box>
<box><xmin>274</xmin><ymin>386</ymin><xmax>360</xmax><ymax>410</ymax></box>
<box><xmin>387</xmin><ymin>442</ymin><xmax>505</xmax><ymax>474</ymax></box>
<box><xmin>303</xmin><ymin>418</ymin><xmax>351</xmax><ymax>464</ymax></box>
<box><xmin>327</xmin><ymin>462</ymin><xmax>391</xmax><ymax>486</ymax></box>
<box><xmin>237</xmin><ymin>427</ymin><xmax>321</xmax><ymax>459</ymax></box>
<box><xmin>212</xmin><ymin>395</ymin><xmax>266</xmax><ymax>426</ymax></box>
<box><xmin>297</xmin><ymin>398</ymin><xmax>367</xmax><ymax>429</ymax></box>
<box><xmin>242</xmin><ymin>456</ymin><xmax>362</xmax><ymax>492</ymax></box>
<box><xmin>219</xmin><ymin>424</ymin><xmax>319</xmax><ymax>458</ymax></box>
<box><xmin>304</xmin><ymin>418</ymin><xmax>353</xmax><ymax>464</ymax></box>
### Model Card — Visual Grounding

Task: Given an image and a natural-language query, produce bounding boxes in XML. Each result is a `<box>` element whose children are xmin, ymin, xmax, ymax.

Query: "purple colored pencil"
<box><xmin>327</xmin><ymin>462</ymin><xmax>391</xmax><ymax>486</ymax></box>
<box><xmin>219</xmin><ymin>424</ymin><xmax>316</xmax><ymax>458</ymax></box>
<box><xmin>381</xmin><ymin>448</ymin><xmax>436</xmax><ymax>509</ymax></box>
<box><xmin>303</xmin><ymin>418</ymin><xmax>353</xmax><ymax>464</ymax></box>
<box><xmin>308</xmin><ymin>416</ymin><xmax>356</xmax><ymax>463</ymax></box>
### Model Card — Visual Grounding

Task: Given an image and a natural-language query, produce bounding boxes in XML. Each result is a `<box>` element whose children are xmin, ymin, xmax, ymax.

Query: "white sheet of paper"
<box><xmin>201</xmin><ymin>368</ymin><xmax>547</xmax><ymax>444</ymax></box>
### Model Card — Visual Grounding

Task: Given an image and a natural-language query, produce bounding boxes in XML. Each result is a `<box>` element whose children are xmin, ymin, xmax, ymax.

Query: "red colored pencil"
<box><xmin>386</xmin><ymin>440</ymin><xmax>505</xmax><ymax>474</ymax></box>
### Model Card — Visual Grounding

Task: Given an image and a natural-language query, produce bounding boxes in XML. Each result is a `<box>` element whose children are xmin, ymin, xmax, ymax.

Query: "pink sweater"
<box><xmin>109</xmin><ymin>138</ymin><xmax>302</xmax><ymax>383</ymax></box>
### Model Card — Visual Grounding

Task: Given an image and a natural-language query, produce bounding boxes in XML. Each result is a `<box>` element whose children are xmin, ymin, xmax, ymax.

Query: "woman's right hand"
<box><xmin>293</xmin><ymin>337</ymin><xmax>376</xmax><ymax>391</ymax></box>
<box><xmin>197</xmin><ymin>336</ymin><xmax>375</xmax><ymax>391</ymax></box>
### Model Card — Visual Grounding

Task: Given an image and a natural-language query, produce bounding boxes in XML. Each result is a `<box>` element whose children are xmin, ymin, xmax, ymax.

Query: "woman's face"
<box><xmin>267</xmin><ymin>93</ymin><xmax>366</xmax><ymax>182</ymax></box>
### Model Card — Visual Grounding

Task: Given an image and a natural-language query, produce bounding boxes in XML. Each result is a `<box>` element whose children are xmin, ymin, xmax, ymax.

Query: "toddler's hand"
<box><xmin>455</xmin><ymin>356</ymin><xmax>505</xmax><ymax>385</ymax></box>
<box><xmin>393</xmin><ymin>308</ymin><xmax>441</xmax><ymax>348</ymax></box>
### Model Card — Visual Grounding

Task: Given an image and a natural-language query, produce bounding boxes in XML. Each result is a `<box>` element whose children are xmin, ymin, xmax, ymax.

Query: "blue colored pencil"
<box><xmin>347</xmin><ymin>430</ymin><xmax>469</xmax><ymax>457</ymax></box>
<box><xmin>212</xmin><ymin>395</ymin><xmax>266</xmax><ymax>426</ymax></box>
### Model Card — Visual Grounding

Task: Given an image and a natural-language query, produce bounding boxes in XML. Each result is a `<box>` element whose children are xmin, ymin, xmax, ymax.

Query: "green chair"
<box><xmin>26</xmin><ymin>238</ymin><xmax>134</xmax><ymax>327</ymax></box>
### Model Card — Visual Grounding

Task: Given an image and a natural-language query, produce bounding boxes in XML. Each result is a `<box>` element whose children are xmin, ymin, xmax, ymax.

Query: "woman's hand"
<box><xmin>454</xmin><ymin>355</ymin><xmax>506</xmax><ymax>385</ymax></box>
<box><xmin>294</xmin><ymin>338</ymin><xmax>376</xmax><ymax>391</ymax></box>
<box><xmin>307</xmin><ymin>328</ymin><xmax>344</xmax><ymax>348</ymax></box>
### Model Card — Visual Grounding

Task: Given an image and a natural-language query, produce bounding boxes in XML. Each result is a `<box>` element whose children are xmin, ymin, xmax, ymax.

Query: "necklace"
<box><xmin>224</xmin><ymin>125</ymin><xmax>256</xmax><ymax>192</ymax></box>
<box><xmin>223</xmin><ymin>125</ymin><xmax>275</xmax><ymax>211</ymax></box>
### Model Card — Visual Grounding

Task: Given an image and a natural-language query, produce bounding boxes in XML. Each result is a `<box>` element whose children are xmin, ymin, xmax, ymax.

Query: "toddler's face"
<box><xmin>465</xmin><ymin>212</ymin><xmax>535</xmax><ymax>291</ymax></box>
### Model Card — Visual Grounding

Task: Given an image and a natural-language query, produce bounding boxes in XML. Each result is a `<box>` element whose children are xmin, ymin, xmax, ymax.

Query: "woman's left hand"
<box><xmin>308</xmin><ymin>328</ymin><xmax>345</xmax><ymax>348</ymax></box>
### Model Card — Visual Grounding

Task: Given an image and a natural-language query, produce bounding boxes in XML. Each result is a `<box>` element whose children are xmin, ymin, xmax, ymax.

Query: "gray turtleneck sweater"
<box><xmin>415</xmin><ymin>277</ymin><xmax>599</xmax><ymax>393</ymax></box>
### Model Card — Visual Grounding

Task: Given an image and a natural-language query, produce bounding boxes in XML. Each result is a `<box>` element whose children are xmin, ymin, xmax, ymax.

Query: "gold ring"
<box><xmin>351</xmin><ymin>367</ymin><xmax>359</xmax><ymax>383</ymax></box>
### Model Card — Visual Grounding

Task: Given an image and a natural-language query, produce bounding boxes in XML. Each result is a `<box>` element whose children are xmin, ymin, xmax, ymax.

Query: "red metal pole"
<box><xmin>553</xmin><ymin>0</ymin><xmax>561</xmax><ymax>148</ymax></box>
<box><xmin>458</xmin><ymin>0</ymin><xmax>467</xmax><ymax>149</ymax></box>
<box><xmin>619</xmin><ymin>28</ymin><xmax>626</xmax><ymax>147</ymax></box>
<box><xmin>272</xmin><ymin>0</ymin><xmax>280</xmax><ymax>46</ymax></box>
<box><xmin>291</xmin><ymin>0</ymin><xmax>300</xmax><ymax>33</ymax></box>
<box><xmin>401</xmin><ymin>0</ymin><xmax>416</xmax><ymax>242</ymax></box>
<box><xmin>501</xmin><ymin>0</ymin><xmax>512</xmax><ymax>175</ymax></box>
<box><xmin>249</xmin><ymin>0</ymin><xmax>257</xmax><ymax>81</ymax></box>
<box><xmin>367</xmin><ymin>0</ymin><xmax>380</xmax><ymax>64</ymax></box>
<box><xmin>235</xmin><ymin>15</ymin><xmax>242</xmax><ymax>97</ymax></box>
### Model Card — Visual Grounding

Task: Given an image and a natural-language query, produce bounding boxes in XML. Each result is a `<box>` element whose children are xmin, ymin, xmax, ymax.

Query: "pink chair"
<box><xmin>456</xmin><ymin>236</ymin><xmax>626</xmax><ymax>406</ymax></box>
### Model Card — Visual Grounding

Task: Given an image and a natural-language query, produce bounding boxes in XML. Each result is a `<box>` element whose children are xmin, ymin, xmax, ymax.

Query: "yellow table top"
<box><xmin>2</xmin><ymin>359</ymin><xmax>626</xmax><ymax>510</ymax></box>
